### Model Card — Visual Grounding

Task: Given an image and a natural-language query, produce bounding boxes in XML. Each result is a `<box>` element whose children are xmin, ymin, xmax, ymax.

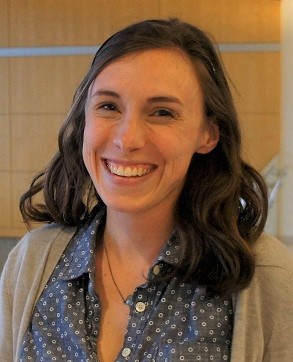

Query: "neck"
<box><xmin>103</xmin><ymin>206</ymin><xmax>175</xmax><ymax>264</ymax></box>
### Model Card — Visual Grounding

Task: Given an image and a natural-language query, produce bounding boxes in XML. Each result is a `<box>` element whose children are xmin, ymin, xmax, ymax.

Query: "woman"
<box><xmin>0</xmin><ymin>18</ymin><xmax>292</xmax><ymax>361</ymax></box>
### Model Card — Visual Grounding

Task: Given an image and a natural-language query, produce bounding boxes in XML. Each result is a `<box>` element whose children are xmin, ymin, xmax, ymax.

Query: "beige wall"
<box><xmin>0</xmin><ymin>0</ymin><xmax>281</xmax><ymax>237</ymax></box>
<box><xmin>281</xmin><ymin>0</ymin><xmax>293</xmax><ymax>240</ymax></box>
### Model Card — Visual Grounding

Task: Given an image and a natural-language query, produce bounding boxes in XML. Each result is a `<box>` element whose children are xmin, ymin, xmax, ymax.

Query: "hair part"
<box><xmin>20</xmin><ymin>18</ymin><xmax>268</xmax><ymax>297</ymax></box>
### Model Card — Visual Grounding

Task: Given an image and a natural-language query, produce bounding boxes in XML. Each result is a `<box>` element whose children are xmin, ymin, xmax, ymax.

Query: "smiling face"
<box><xmin>83</xmin><ymin>48</ymin><xmax>219</xmax><ymax>217</ymax></box>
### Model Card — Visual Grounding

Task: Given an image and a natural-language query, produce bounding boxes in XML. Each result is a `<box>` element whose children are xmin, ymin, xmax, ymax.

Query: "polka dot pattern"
<box><xmin>20</xmin><ymin>206</ymin><xmax>233</xmax><ymax>361</ymax></box>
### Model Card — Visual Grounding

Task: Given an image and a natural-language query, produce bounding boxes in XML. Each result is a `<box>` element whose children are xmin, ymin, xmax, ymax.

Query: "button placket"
<box><xmin>121</xmin><ymin>285</ymin><xmax>153</xmax><ymax>360</ymax></box>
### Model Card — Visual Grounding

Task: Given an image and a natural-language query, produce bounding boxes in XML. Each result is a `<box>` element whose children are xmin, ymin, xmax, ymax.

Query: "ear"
<box><xmin>196</xmin><ymin>122</ymin><xmax>219</xmax><ymax>154</ymax></box>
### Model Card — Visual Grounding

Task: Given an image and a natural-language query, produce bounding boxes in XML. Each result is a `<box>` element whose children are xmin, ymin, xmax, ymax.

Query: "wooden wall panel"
<box><xmin>10</xmin><ymin>0</ymin><xmax>159</xmax><ymax>46</ymax></box>
<box><xmin>0</xmin><ymin>59</ymin><xmax>9</xmax><ymax>115</ymax></box>
<box><xmin>222</xmin><ymin>52</ymin><xmax>280</xmax><ymax>114</ymax></box>
<box><xmin>241</xmin><ymin>114</ymin><xmax>281</xmax><ymax>170</ymax></box>
<box><xmin>11</xmin><ymin>115</ymin><xmax>61</xmax><ymax>172</ymax></box>
<box><xmin>0</xmin><ymin>0</ymin><xmax>9</xmax><ymax>47</ymax></box>
<box><xmin>159</xmin><ymin>0</ymin><xmax>280</xmax><ymax>43</ymax></box>
<box><xmin>159</xmin><ymin>0</ymin><xmax>222</xmax><ymax>41</ymax></box>
<box><xmin>219</xmin><ymin>0</ymin><xmax>280</xmax><ymax>43</ymax></box>
<box><xmin>11</xmin><ymin>171</ymin><xmax>36</xmax><ymax>231</ymax></box>
<box><xmin>221</xmin><ymin>52</ymin><xmax>280</xmax><ymax>170</ymax></box>
<box><xmin>0</xmin><ymin>116</ymin><xmax>10</xmax><ymax>171</ymax></box>
<box><xmin>0</xmin><ymin>172</ymin><xmax>11</xmax><ymax>228</ymax></box>
<box><xmin>11</xmin><ymin>0</ymin><xmax>279</xmax><ymax>47</ymax></box>
<box><xmin>10</xmin><ymin>55</ymin><xmax>92</xmax><ymax>114</ymax></box>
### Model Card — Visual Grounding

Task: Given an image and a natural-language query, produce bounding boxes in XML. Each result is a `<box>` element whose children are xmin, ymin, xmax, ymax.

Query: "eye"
<box><xmin>97</xmin><ymin>102</ymin><xmax>118</xmax><ymax>112</ymax></box>
<box><xmin>152</xmin><ymin>109</ymin><xmax>175</xmax><ymax>118</ymax></box>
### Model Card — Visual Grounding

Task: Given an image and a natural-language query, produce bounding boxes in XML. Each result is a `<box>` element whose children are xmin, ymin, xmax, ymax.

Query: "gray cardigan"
<box><xmin>0</xmin><ymin>224</ymin><xmax>292</xmax><ymax>361</ymax></box>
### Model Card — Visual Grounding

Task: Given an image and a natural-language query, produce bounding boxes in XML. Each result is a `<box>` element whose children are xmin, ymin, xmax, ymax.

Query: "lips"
<box><xmin>105</xmin><ymin>160</ymin><xmax>156</xmax><ymax>177</ymax></box>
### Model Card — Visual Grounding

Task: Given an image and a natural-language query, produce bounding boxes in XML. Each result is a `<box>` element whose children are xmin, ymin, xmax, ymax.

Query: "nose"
<box><xmin>112</xmin><ymin>113</ymin><xmax>146</xmax><ymax>153</ymax></box>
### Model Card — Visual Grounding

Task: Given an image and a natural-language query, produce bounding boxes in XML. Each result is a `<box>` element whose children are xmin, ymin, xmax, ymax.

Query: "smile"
<box><xmin>106</xmin><ymin>161</ymin><xmax>155</xmax><ymax>177</ymax></box>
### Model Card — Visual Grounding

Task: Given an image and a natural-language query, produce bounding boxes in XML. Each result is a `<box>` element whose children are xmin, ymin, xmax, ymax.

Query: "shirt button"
<box><xmin>153</xmin><ymin>264</ymin><xmax>161</xmax><ymax>275</ymax></box>
<box><xmin>121</xmin><ymin>347</ymin><xmax>132</xmax><ymax>357</ymax></box>
<box><xmin>135</xmin><ymin>301</ymin><xmax>146</xmax><ymax>312</ymax></box>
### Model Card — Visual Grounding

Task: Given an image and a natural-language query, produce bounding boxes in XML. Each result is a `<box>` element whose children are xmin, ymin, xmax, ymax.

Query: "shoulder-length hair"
<box><xmin>20</xmin><ymin>18</ymin><xmax>268</xmax><ymax>297</ymax></box>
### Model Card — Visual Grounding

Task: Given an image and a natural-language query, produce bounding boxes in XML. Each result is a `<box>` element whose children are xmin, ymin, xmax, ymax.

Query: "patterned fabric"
<box><xmin>20</xmin><ymin>206</ymin><xmax>233</xmax><ymax>361</ymax></box>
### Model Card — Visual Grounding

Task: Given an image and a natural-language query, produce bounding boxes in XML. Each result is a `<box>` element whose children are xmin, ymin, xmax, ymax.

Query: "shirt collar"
<box><xmin>57</xmin><ymin>205</ymin><xmax>182</xmax><ymax>281</ymax></box>
<box><xmin>57</xmin><ymin>205</ymin><xmax>106</xmax><ymax>281</ymax></box>
<box><xmin>157</xmin><ymin>232</ymin><xmax>182</xmax><ymax>267</ymax></box>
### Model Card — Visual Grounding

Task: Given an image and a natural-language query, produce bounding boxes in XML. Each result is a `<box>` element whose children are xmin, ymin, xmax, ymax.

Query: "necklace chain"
<box><xmin>104</xmin><ymin>242</ymin><xmax>127</xmax><ymax>304</ymax></box>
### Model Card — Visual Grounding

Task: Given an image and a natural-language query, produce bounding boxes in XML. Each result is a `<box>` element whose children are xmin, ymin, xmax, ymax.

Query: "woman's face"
<box><xmin>83</xmin><ymin>48</ymin><xmax>218</xmax><ymax>216</ymax></box>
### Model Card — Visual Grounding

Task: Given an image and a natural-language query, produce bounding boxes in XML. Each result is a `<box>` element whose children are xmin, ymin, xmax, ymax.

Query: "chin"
<box><xmin>98</xmin><ymin>193</ymin><xmax>146</xmax><ymax>215</ymax></box>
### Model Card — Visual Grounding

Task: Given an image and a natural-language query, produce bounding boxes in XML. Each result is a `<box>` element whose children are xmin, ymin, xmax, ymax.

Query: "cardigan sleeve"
<box><xmin>0</xmin><ymin>257</ymin><xmax>14</xmax><ymax>360</ymax></box>
<box><xmin>0</xmin><ymin>224</ymin><xmax>75</xmax><ymax>361</ymax></box>
<box><xmin>231</xmin><ymin>234</ymin><xmax>293</xmax><ymax>362</ymax></box>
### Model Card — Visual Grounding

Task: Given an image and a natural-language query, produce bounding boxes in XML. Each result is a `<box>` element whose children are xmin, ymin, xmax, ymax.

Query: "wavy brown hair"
<box><xmin>20</xmin><ymin>18</ymin><xmax>268</xmax><ymax>296</ymax></box>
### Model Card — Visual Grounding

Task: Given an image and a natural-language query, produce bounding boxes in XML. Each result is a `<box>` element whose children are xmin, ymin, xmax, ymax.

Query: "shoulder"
<box><xmin>240</xmin><ymin>233</ymin><xmax>293</xmax><ymax>316</ymax></box>
<box><xmin>20</xmin><ymin>222</ymin><xmax>75</xmax><ymax>249</ymax></box>
<box><xmin>253</xmin><ymin>233</ymin><xmax>293</xmax><ymax>271</ymax></box>
<box><xmin>10</xmin><ymin>223</ymin><xmax>75</xmax><ymax>260</ymax></box>
<box><xmin>234</xmin><ymin>233</ymin><xmax>292</xmax><ymax>321</ymax></box>
<box><xmin>3</xmin><ymin>223</ymin><xmax>76</xmax><ymax>284</ymax></box>
<box><xmin>231</xmin><ymin>234</ymin><xmax>293</xmax><ymax>359</ymax></box>
<box><xmin>252</xmin><ymin>233</ymin><xmax>293</xmax><ymax>297</ymax></box>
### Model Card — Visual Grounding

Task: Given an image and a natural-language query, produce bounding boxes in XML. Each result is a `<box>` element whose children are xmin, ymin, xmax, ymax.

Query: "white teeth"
<box><xmin>107</xmin><ymin>163</ymin><xmax>151</xmax><ymax>177</ymax></box>
<box><xmin>137</xmin><ymin>167</ymin><xmax>143</xmax><ymax>176</ymax></box>
<box><xmin>124</xmin><ymin>167</ymin><xmax>132</xmax><ymax>177</ymax></box>
<box><xmin>117</xmin><ymin>166</ymin><xmax>124</xmax><ymax>176</ymax></box>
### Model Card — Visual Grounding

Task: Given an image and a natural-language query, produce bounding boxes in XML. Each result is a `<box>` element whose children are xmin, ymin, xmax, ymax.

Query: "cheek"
<box><xmin>82</xmin><ymin>127</ymin><xmax>92</xmax><ymax>158</ymax></box>
<box><xmin>159</xmin><ymin>143</ymin><xmax>194</xmax><ymax>179</ymax></box>
<box><xmin>83</xmin><ymin>120</ymin><xmax>103</xmax><ymax>151</ymax></box>
<box><xmin>156</xmin><ymin>127</ymin><xmax>200</xmax><ymax>163</ymax></box>
<box><xmin>82</xmin><ymin>123</ymin><xmax>99</xmax><ymax>167</ymax></box>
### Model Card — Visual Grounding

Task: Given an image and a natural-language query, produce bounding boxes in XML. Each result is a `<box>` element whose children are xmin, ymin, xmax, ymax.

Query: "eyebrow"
<box><xmin>91</xmin><ymin>89</ymin><xmax>183</xmax><ymax>106</ymax></box>
<box><xmin>146</xmin><ymin>96</ymin><xmax>183</xmax><ymax>106</ymax></box>
<box><xmin>91</xmin><ymin>90</ymin><xmax>120</xmax><ymax>99</ymax></box>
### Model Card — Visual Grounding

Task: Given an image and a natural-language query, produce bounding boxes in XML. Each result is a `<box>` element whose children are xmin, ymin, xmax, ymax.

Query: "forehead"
<box><xmin>89</xmin><ymin>48</ymin><xmax>202</xmax><ymax>97</ymax></box>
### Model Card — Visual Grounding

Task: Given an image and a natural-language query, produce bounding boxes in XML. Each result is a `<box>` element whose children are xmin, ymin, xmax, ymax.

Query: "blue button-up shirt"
<box><xmin>20</xmin><ymin>206</ymin><xmax>233</xmax><ymax>361</ymax></box>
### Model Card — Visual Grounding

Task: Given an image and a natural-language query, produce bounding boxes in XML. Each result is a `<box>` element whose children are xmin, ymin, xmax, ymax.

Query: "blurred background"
<box><xmin>0</xmin><ymin>0</ymin><xmax>292</xmax><ymax>271</ymax></box>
